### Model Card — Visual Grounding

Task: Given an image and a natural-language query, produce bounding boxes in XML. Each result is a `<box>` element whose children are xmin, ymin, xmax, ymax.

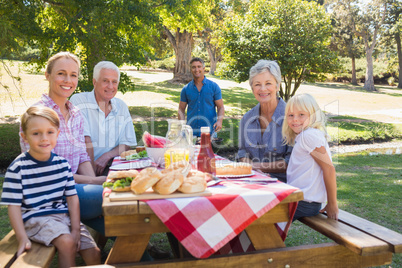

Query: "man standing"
<box><xmin>178</xmin><ymin>57</ymin><xmax>225</xmax><ymax>138</ymax></box>
<box><xmin>70</xmin><ymin>61</ymin><xmax>137</xmax><ymax>175</ymax></box>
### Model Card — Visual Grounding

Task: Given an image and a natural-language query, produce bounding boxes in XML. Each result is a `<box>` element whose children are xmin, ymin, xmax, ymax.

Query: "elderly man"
<box><xmin>71</xmin><ymin>61</ymin><xmax>137</xmax><ymax>175</ymax></box>
<box><xmin>178</xmin><ymin>57</ymin><xmax>225</xmax><ymax>138</ymax></box>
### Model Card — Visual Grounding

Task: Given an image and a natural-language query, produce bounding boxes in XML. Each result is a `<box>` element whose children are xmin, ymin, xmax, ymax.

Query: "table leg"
<box><xmin>105</xmin><ymin>234</ymin><xmax>151</xmax><ymax>265</ymax></box>
<box><xmin>246</xmin><ymin>224</ymin><xmax>285</xmax><ymax>250</ymax></box>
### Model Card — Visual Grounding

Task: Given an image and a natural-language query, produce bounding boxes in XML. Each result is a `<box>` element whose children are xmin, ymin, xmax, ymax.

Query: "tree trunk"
<box><xmin>164</xmin><ymin>27</ymin><xmax>193</xmax><ymax>84</ymax></box>
<box><xmin>364</xmin><ymin>48</ymin><xmax>376</xmax><ymax>91</ymax></box>
<box><xmin>205</xmin><ymin>40</ymin><xmax>217</xmax><ymax>75</ymax></box>
<box><xmin>396</xmin><ymin>32</ymin><xmax>402</xmax><ymax>89</ymax></box>
<box><xmin>351</xmin><ymin>56</ymin><xmax>358</xmax><ymax>85</ymax></box>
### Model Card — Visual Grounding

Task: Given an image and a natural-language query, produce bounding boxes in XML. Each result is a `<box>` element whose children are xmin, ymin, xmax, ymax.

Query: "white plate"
<box><xmin>110</xmin><ymin>160</ymin><xmax>152</xmax><ymax>170</ymax></box>
<box><xmin>216</xmin><ymin>170</ymin><xmax>255</xmax><ymax>178</ymax></box>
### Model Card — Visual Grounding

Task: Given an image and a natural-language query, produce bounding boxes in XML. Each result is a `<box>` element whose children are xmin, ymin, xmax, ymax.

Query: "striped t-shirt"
<box><xmin>1</xmin><ymin>152</ymin><xmax>77</xmax><ymax>222</ymax></box>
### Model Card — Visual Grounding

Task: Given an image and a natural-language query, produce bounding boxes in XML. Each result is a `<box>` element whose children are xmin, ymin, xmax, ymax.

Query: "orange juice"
<box><xmin>164</xmin><ymin>149</ymin><xmax>189</xmax><ymax>168</ymax></box>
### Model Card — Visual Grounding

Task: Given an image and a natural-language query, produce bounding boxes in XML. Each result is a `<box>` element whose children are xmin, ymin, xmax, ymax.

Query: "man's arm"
<box><xmin>178</xmin><ymin>101</ymin><xmax>187</xmax><ymax>120</ymax></box>
<box><xmin>94</xmin><ymin>144</ymin><xmax>130</xmax><ymax>176</ymax></box>
<box><xmin>213</xmin><ymin>99</ymin><xmax>225</xmax><ymax>132</ymax></box>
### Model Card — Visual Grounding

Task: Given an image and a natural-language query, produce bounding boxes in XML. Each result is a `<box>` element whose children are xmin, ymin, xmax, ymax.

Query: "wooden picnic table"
<box><xmin>102</xmin><ymin>188</ymin><xmax>303</xmax><ymax>266</ymax></box>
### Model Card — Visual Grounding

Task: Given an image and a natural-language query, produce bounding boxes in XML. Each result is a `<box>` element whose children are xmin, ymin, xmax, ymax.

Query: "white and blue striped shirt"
<box><xmin>1</xmin><ymin>152</ymin><xmax>76</xmax><ymax>222</ymax></box>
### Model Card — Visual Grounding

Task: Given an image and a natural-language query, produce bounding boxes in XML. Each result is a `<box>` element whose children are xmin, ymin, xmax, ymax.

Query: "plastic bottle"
<box><xmin>197</xmin><ymin>127</ymin><xmax>216</xmax><ymax>175</ymax></box>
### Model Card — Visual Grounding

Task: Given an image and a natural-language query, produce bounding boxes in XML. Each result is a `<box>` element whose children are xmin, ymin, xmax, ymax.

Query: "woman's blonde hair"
<box><xmin>21</xmin><ymin>106</ymin><xmax>60</xmax><ymax>133</ymax></box>
<box><xmin>46</xmin><ymin>51</ymin><xmax>80</xmax><ymax>75</ymax></box>
<box><xmin>282</xmin><ymin>93</ymin><xmax>328</xmax><ymax>146</ymax></box>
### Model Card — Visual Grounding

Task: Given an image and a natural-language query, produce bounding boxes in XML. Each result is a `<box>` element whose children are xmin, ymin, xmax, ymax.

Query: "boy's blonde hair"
<box><xmin>282</xmin><ymin>93</ymin><xmax>328</xmax><ymax>146</ymax></box>
<box><xmin>21</xmin><ymin>106</ymin><xmax>60</xmax><ymax>133</ymax></box>
<box><xmin>46</xmin><ymin>51</ymin><xmax>80</xmax><ymax>75</ymax></box>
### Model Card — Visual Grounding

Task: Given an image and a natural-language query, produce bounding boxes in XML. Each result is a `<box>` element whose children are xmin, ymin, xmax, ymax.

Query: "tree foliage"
<box><xmin>157</xmin><ymin>0</ymin><xmax>213</xmax><ymax>83</ymax></box>
<box><xmin>220</xmin><ymin>0</ymin><xmax>338</xmax><ymax>100</ymax></box>
<box><xmin>330</xmin><ymin>0</ymin><xmax>388</xmax><ymax>91</ymax></box>
<box><xmin>3</xmin><ymin>0</ymin><xmax>159</xmax><ymax>93</ymax></box>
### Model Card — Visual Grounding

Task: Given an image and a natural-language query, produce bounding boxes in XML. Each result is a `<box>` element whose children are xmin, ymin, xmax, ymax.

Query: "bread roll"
<box><xmin>216</xmin><ymin>162</ymin><xmax>252</xmax><ymax>176</ymax></box>
<box><xmin>166</xmin><ymin>160</ymin><xmax>190</xmax><ymax>177</ymax></box>
<box><xmin>107</xmin><ymin>170</ymin><xmax>139</xmax><ymax>181</ymax></box>
<box><xmin>178</xmin><ymin>170</ymin><xmax>207</xmax><ymax>194</ymax></box>
<box><xmin>152</xmin><ymin>169</ymin><xmax>184</xmax><ymax>195</ymax></box>
<box><xmin>120</xmin><ymin>150</ymin><xmax>137</xmax><ymax>159</ymax></box>
<box><xmin>131</xmin><ymin>167</ymin><xmax>162</xmax><ymax>194</ymax></box>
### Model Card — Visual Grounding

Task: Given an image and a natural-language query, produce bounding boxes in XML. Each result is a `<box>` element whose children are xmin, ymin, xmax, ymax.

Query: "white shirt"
<box><xmin>287</xmin><ymin>128</ymin><xmax>332</xmax><ymax>203</ymax></box>
<box><xmin>70</xmin><ymin>90</ymin><xmax>137</xmax><ymax>160</ymax></box>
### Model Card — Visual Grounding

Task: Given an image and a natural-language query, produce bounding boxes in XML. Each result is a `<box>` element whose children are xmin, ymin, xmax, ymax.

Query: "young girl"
<box><xmin>282</xmin><ymin>93</ymin><xmax>338</xmax><ymax>221</ymax></box>
<box><xmin>2</xmin><ymin>106</ymin><xmax>101</xmax><ymax>267</ymax></box>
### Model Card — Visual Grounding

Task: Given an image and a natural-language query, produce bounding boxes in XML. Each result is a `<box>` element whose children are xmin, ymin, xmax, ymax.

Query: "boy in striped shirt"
<box><xmin>1</xmin><ymin>106</ymin><xmax>100</xmax><ymax>267</ymax></box>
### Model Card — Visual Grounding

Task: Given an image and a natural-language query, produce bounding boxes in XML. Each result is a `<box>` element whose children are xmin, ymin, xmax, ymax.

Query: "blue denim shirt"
<box><xmin>237</xmin><ymin>98</ymin><xmax>292</xmax><ymax>181</ymax></box>
<box><xmin>180</xmin><ymin>77</ymin><xmax>222</xmax><ymax>137</ymax></box>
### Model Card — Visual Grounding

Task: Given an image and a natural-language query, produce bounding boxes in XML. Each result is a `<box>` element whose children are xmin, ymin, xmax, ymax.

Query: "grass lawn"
<box><xmin>0</xmin><ymin>152</ymin><xmax>401</xmax><ymax>267</ymax></box>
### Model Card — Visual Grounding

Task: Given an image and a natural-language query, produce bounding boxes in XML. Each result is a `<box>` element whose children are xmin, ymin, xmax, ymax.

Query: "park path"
<box><xmin>124</xmin><ymin>70</ymin><xmax>402</xmax><ymax>124</ymax></box>
<box><xmin>1</xmin><ymin>69</ymin><xmax>401</xmax><ymax>124</ymax></box>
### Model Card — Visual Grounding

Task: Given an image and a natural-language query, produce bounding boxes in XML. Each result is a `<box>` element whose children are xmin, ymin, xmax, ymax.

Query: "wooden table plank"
<box><xmin>105</xmin><ymin>234</ymin><xmax>150</xmax><ymax>265</ymax></box>
<box><xmin>338</xmin><ymin>209</ymin><xmax>402</xmax><ymax>253</ymax></box>
<box><xmin>106</xmin><ymin>243</ymin><xmax>392</xmax><ymax>268</ymax></box>
<box><xmin>300</xmin><ymin>213</ymin><xmax>390</xmax><ymax>256</ymax></box>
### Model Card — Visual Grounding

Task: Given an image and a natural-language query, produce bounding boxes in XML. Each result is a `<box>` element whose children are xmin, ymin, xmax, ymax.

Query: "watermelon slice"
<box><xmin>142</xmin><ymin>131</ymin><xmax>167</xmax><ymax>148</ymax></box>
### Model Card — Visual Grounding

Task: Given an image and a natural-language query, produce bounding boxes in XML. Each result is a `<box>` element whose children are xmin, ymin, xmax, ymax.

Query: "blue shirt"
<box><xmin>1</xmin><ymin>152</ymin><xmax>76</xmax><ymax>222</ymax></box>
<box><xmin>237</xmin><ymin>98</ymin><xmax>292</xmax><ymax>181</ymax></box>
<box><xmin>180</xmin><ymin>77</ymin><xmax>222</xmax><ymax>136</ymax></box>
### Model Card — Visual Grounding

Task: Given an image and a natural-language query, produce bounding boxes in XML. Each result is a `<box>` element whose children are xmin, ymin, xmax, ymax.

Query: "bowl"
<box><xmin>146</xmin><ymin>147</ymin><xmax>166</xmax><ymax>166</ymax></box>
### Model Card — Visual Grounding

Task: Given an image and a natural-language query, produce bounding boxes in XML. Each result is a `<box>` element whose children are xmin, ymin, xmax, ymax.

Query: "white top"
<box><xmin>70</xmin><ymin>90</ymin><xmax>137</xmax><ymax>160</ymax></box>
<box><xmin>287</xmin><ymin>128</ymin><xmax>332</xmax><ymax>203</ymax></box>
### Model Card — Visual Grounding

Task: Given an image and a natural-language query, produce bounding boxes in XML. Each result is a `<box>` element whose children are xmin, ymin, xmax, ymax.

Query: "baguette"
<box><xmin>216</xmin><ymin>162</ymin><xmax>252</xmax><ymax>176</ymax></box>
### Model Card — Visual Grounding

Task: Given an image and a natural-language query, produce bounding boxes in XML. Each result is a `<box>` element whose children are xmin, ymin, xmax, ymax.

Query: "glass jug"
<box><xmin>164</xmin><ymin>119</ymin><xmax>194</xmax><ymax>168</ymax></box>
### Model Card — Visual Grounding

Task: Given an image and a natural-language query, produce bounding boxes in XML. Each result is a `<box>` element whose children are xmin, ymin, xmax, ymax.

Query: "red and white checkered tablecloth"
<box><xmin>146</xmin><ymin>179</ymin><xmax>298</xmax><ymax>258</ymax></box>
<box><xmin>107</xmin><ymin>157</ymin><xmax>299</xmax><ymax>259</ymax></box>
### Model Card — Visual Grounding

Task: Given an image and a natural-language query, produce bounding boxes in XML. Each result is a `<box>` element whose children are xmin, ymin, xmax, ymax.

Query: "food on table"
<box><xmin>103</xmin><ymin>170</ymin><xmax>139</xmax><ymax>192</ymax></box>
<box><xmin>142</xmin><ymin>131</ymin><xmax>167</xmax><ymax>148</ymax></box>
<box><xmin>120</xmin><ymin>150</ymin><xmax>137</xmax><ymax>159</ymax></box>
<box><xmin>178</xmin><ymin>170</ymin><xmax>208</xmax><ymax>194</ymax></box>
<box><xmin>120</xmin><ymin>149</ymin><xmax>148</xmax><ymax>160</ymax></box>
<box><xmin>131</xmin><ymin>167</ymin><xmax>162</xmax><ymax>194</ymax></box>
<box><xmin>216</xmin><ymin>162</ymin><xmax>252</xmax><ymax>176</ymax></box>
<box><xmin>153</xmin><ymin>169</ymin><xmax>185</xmax><ymax>195</ymax></box>
<box><xmin>165</xmin><ymin>160</ymin><xmax>190</xmax><ymax>177</ymax></box>
<box><xmin>135</xmin><ymin>146</ymin><xmax>146</xmax><ymax>152</ymax></box>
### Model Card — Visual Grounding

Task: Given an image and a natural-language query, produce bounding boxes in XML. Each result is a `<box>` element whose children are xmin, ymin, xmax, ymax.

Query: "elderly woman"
<box><xmin>237</xmin><ymin>60</ymin><xmax>292</xmax><ymax>182</ymax></box>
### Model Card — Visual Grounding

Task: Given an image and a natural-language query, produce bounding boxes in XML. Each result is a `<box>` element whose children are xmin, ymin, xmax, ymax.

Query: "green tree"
<box><xmin>157</xmin><ymin>0</ymin><xmax>213</xmax><ymax>83</ymax></box>
<box><xmin>381</xmin><ymin>0</ymin><xmax>402</xmax><ymax>88</ymax></box>
<box><xmin>220</xmin><ymin>0</ymin><xmax>338</xmax><ymax>101</ymax></box>
<box><xmin>4</xmin><ymin>0</ymin><xmax>158</xmax><ymax>93</ymax></box>
<box><xmin>330</xmin><ymin>3</ymin><xmax>365</xmax><ymax>85</ymax></box>
<box><xmin>332</xmin><ymin>0</ymin><xmax>388</xmax><ymax>91</ymax></box>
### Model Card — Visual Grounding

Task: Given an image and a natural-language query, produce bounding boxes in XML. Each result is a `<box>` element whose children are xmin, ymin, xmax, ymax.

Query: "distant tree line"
<box><xmin>0</xmin><ymin>0</ymin><xmax>400</xmax><ymax>99</ymax></box>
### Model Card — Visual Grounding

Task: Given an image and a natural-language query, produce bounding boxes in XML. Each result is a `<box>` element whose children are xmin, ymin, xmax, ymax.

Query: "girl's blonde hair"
<box><xmin>282</xmin><ymin>93</ymin><xmax>328</xmax><ymax>145</ymax></box>
<box><xmin>46</xmin><ymin>51</ymin><xmax>80</xmax><ymax>75</ymax></box>
<box><xmin>21</xmin><ymin>106</ymin><xmax>60</xmax><ymax>133</ymax></box>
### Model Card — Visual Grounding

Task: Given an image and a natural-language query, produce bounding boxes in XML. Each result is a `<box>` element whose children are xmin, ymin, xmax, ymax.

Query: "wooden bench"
<box><xmin>0</xmin><ymin>230</ymin><xmax>56</xmax><ymax>268</ymax></box>
<box><xmin>298</xmin><ymin>209</ymin><xmax>402</xmax><ymax>265</ymax></box>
